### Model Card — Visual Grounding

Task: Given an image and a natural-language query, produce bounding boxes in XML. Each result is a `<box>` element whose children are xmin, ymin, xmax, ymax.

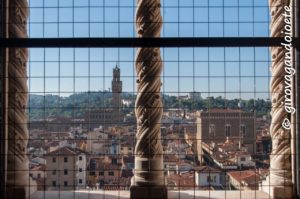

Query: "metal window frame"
<box><xmin>0</xmin><ymin>37</ymin><xmax>299</xmax><ymax>48</ymax></box>
<box><xmin>0</xmin><ymin>1</ymin><xmax>299</xmax><ymax>199</ymax></box>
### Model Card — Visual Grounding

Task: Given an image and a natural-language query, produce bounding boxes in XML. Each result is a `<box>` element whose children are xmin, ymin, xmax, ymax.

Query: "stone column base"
<box><xmin>6</xmin><ymin>187</ymin><xmax>26</xmax><ymax>199</ymax></box>
<box><xmin>261</xmin><ymin>179</ymin><xmax>293</xmax><ymax>199</ymax></box>
<box><xmin>263</xmin><ymin>185</ymin><xmax>293</xmax><ymax>199</ymax></box>
<box><xmin>130</xmin><ymin>185</ymin><xmax>168</xmax><ymax>199</ymax></box>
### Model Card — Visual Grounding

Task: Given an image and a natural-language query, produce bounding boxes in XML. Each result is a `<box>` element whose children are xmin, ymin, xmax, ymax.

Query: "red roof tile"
<box><xmin>44</xmin><ymin>146</ymin><xmax>76</xmax><ymax>156</ymax></box>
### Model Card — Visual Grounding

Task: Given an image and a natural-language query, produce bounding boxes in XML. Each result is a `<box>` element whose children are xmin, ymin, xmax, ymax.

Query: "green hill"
<box><xmin>27</xmin><ymin>92</ymin><xmax>271</xmax><ymax>120</ymax></box>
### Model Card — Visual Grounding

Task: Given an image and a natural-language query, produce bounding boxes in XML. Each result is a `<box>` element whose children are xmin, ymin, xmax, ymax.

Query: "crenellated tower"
<box><xmin>112</xmin><ymin>65</ymin><xmax>122</xmax><ymax>111</ymax></box>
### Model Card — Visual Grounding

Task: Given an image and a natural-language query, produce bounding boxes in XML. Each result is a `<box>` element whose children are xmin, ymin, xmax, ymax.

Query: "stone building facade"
<box><xmin>196</xmin><ymin>109</ymin><xmax>256</xmax><ymax>164</ymax></box>
<box><xmin>85</xmin><ymin>65</ymin><xmax>123</xmax><ymax>129</ymax></box>
<box><xmin>44</xmin><ymin>147</ymin><xmax>86</xmax><ymax>190</ymax></box>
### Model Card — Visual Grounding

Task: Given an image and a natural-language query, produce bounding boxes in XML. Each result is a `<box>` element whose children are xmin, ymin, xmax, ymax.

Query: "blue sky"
<box><xmin>27</xmin><ymin>0</ymin><xmax>271</xmax><ymax>99</ymax></box>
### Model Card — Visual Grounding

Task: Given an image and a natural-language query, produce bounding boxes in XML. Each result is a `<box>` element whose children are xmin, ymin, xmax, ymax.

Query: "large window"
<box><xmin>240</xmin><ymin>124</ymin><xmax>246</xmax><ymax>137</ymax></box>
<box><xmin>225</xmin><ymin>124</ymin><xmax>231</xmax><ymax>137</ymax></box>
<box><xmin>1</xmin><ymin>0</ymin><xmax>299</xmax><ymax>198</ymax></box>
<box><xmin>24</xmin><ymin>0</ymin><xmax>282</xmax><ymax>195</ymax></box>
<box><xmin>209</xmin><ymin>124</ymin><xmax>215</xmax><ymax>137</ymax></box>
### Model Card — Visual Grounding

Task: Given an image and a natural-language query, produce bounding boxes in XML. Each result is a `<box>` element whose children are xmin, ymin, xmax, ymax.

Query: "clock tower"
<box><xmin>112</xmin><ymin>65</ymin><xmax>122</xmax><ymax>111</ymax></box>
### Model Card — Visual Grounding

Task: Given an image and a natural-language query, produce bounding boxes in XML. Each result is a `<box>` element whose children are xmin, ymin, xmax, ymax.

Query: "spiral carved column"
<box><xmin>130</xmin><ymin>0</ymin><xmax>167</xmax><ymax>198</ymax></box>
<box><xmin>262</xmin><ymin>0</ymin><xmax>293</xmax><ymax>198</ymax></box>
<box><xmin>6</xmin><ymin>0</ymin><xmax>30</xmax><ymax>198</ymax></box>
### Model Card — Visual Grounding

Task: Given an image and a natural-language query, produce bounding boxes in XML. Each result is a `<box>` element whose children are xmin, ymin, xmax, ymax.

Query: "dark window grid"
<box><xmin>1</xmin><ymin>37</ymin><xmax>296</xmax><ymax>48</ymax></box>
<box><xmin>11</xmin><ymin>0</ymin><xmax>300</xmax><ymax>196</ymax></box>
<box><xmin>26</xmin><ymin>6</ymin><xmax>276</xmax><ymax>8</ymax></box>
<box><xmin>52</xmin><ymin>181</ymin><xmax>56</xmax><ymax>187</ymax></box>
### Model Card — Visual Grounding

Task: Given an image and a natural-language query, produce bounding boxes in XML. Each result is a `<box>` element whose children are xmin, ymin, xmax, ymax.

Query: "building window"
<box><xmin>225</xmin><ymin>124</ymin><xmax>231</xmax><ymax>137</ymax></box>
<box><xmin>209</xmin><ymin>124</ymin><xmax>215</xmax><ymax>137</ymax></box>
<box><xmin>79</xmin><ymin>168</ymin><xmax>82</xmax><ymax>172</ymax></box>
<box><xmin>240</xmin><ymin>124</ymin><xmax>246</xmax><ymax>137</ymax></box>
<box><xmin>52</xmin><ymin>170</ymin><xmax>56</xmax><ymax>175</ymax></box>
<box><xmin>240</xmin><ymin>157</ymin><xmax>246</xmax><ymax>161</ymax></box>
<box><xmin>52</xmin><ymin>157</ymin><xmax>56</xmax><ymax>163</ymax></box>
<box><xmin>79</xmin><ymin>156</ymin><xmax>82</xmax><ymax>161</ymax></box>
<box><xmin>64</xmin><ymin>157</ymin><xmax>68</xmax><ymax>162</ymax></box>
<box><xmin>64</xmin><ymin>181</ymin><xmax>68</xmax><ymax>187</ymax></box>
<box><xmin>112</xmin><ymin>159</ymin><xmax>117</xmax><ymax>165</ymax></box>
<box><xmin>108</xmin><ymin>171</ymin><xmax>114</xmax><ymax>176</ymax></box>
<box><xmin>207</xmin><ymin>176</ymin><xmax>216</xmax><ymax>183</ymax></box>
<box><xmin>90</xmin><ymin>171</ymin><xmax>95</xmax><ymax>176</ymax></box>
<box><xmin>64</xmin><ymin>169</ymin><xmax>68</xmax><ymax>175</ymax></box>
<box><xmin>99</xmin><ymin>171</ymin><xmax>104</xmax><ymax>176</ymax></box>
<box><xmin>52</xmin><ymin>181</ymin><xmax>56</xmax><ymax>187</ymax></box>
<box><xmin>79</xmin><ymin>179</ymin><xmax>82</xmax><ymax>184</ymax></box>
<box><xmin>37</xmin><ymin>173</ymin><xmax>41</xmax><ymax>178</ymax></box>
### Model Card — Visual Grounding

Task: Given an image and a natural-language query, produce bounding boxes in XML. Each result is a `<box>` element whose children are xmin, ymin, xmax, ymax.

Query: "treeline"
<box><xmin>28</xmin><ymin>92</ymin><xmax>271</xmax><ymax>120</ymax></box>
<box><xmin>162</xmin><ymin>95</ymin><xmax>271</xmax><ymax>117</ymax></box>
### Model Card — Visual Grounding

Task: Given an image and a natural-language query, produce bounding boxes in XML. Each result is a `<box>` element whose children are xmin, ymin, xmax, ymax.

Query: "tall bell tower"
<box><xmin>112</xmin><ymin>65</ymin><xmax>122</xmax><ymax>111</ymax></box>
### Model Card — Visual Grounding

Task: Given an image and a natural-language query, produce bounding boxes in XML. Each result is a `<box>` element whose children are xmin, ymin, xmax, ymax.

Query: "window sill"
<box><xmin>31</xmin><ymin>190</ymin><xmax>272</xmax><ymax>199</ymax></box>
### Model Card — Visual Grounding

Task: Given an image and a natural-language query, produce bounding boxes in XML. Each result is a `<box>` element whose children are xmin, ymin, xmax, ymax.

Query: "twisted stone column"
<box><xmin>6</xmin><ymin>0</ymin><xmax>30</xmax><ymax>198</ymax></box>
<box><xmin>130</xmin><ymin>0</ymin><xmax>167</xmax><ymax>198</ymax></box>
<box><xmin>0</xmin><ymin>1</ymin><xmax>7</xmax><ymax>198</ymax></box>
<box><xmin>262</xmin><ymin>0</ymin><xmax>293</xmax><ymax>198</ymax></box>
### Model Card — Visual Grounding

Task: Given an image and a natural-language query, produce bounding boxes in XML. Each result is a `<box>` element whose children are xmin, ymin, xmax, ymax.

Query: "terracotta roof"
<box><xmin>28</xmin><ymin>140</ymin><xmax>44</xmax><ymax>148</ymax></box>
<box><xmin>44</xmin><ymin>146</ymin><xmax>77</xmax><ymax>156</ymax></box>
<box><xmin>164</xmin><ymin>154</ymin><xmax>178</xmax><ymax>162</ymax></box>
<box><xmin>195</xmin><ymin>166</ymin><xmax>221</xmax><ymax>173</ymax></box>
<box><xmin>168</xmin><ymin>172</ymin><xmax>195</xmax><ymax>188</ymax></box>
<box><xmin>206</xmin><ymin>109</ymin><xmax>243</xmax><ymax>113</ymax></box>
<box><xmin>39</xmin><ymin>132</ymin><xmax>70</xmax><ymax>138</ymax></box>
<box><xmin>30</xmin><ymin>165</ymin><xmax>46</xmax><ymax>171</ymax></box>
<box><xmin>228</xmin><ymin>170</ymin><xmax>261</xmax><ymax>188</ymax></box>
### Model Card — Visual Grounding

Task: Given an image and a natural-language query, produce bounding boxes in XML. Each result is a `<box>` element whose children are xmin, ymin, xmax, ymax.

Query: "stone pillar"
<box><xmin>130</xmin><ymin>0</ymin><xmax>167</xmax><ymax>198</ymax></box>
<box><xmin>6</xmin><ymin>0</ymin><xmax>30</xmax><ymax>198</ymax></box>
<box><xmin>262</xmin><ymin>0</ymin><xmax>294</xmax><ymax>198</ymax></box>
<box><xmin>0</xmin><ymin>0</ymin><xmax>8</xmax><ymax>198</ymax></box>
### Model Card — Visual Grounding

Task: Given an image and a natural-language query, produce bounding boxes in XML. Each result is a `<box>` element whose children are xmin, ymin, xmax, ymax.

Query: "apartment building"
<box><xmin>44</xmin><ymin>147</ymin><xmax>86</xmax><ymax>190</ymax></box>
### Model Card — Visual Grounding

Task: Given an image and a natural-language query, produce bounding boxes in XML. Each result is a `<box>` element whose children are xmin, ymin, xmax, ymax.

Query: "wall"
<box><xmin>45</xmin><ymin>155</ymin><xmax>76</xmax><ymax>190</ymax></box>
<box><xmin>76</xmin><ymin>154</ymin><xmax>86</xmax><ymax>188</ymax></box>
<box><xmin>196</xmin><ymin>172</ymin><xmax>220</xmax><ymax>187</ymax></box>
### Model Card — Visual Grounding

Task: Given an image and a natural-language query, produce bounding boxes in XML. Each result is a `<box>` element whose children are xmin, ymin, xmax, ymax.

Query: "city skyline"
<box><xmin>28</xmin><ymin>0</ymin><xmax>271</xmax><ymax>99</ymax></box>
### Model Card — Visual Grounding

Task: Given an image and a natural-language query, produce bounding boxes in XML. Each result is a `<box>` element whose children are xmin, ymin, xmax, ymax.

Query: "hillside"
<box><xmin>28</xmin><ymin>92</ymin><xmax>271</xmax><ymax>120</ymax></box>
